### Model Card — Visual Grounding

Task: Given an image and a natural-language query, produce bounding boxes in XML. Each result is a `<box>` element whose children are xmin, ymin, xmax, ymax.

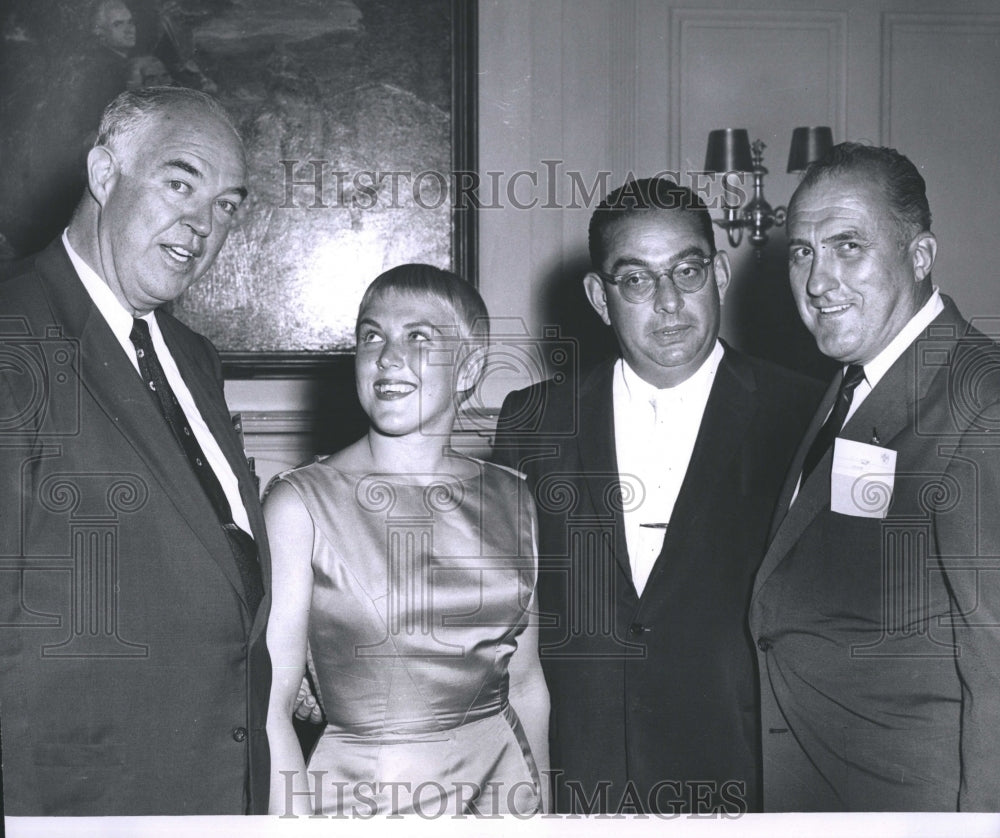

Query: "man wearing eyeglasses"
<box><xmin>492</xmin><ymin>177</ymin><xmax>823</xmax><ymax>814</ymax></box>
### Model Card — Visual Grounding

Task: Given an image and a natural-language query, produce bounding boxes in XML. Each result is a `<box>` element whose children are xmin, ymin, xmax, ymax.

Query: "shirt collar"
<box><xmin>61</xmin><ymin>230</ymin><xmax>145</xmax><ymax>345</ymax></box>
<box><xmin>857</xmin><ymin>289</ymin><xmax>944</xmax><ymax>388</ymax></box>
<box><xmin>618</xmin><ymin>339</ymin><xmax>724</xmax><ymax>406</ymax></box>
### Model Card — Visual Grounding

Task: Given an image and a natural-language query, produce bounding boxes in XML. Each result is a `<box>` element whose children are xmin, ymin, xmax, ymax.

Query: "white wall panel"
<box><xmin>882</xmin><ymin>13</ymin><xmax>1000</xmax><ymax>322</ymax></box>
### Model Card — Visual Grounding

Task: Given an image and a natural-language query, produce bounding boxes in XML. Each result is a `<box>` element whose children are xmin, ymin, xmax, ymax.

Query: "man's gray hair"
<box><xmin>95</xmin><ymin>87</ymin><xmax>244</xmax><ymax>162</ymax></box>
<box><xmin>793</xmin><ymin>142</ymin><xmax>931</xmax><ymax>247</ymax></box>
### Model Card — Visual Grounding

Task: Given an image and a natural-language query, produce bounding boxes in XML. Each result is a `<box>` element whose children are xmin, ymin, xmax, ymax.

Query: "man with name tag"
<box><xmin>750</xmin><ymin>143</ymin><xmax>1000</xmax><ymax>811</ymax></box>
<box><xmin>492</xmin><ymin>177</ymin><xmax>822</xmax><ymax>813</ymax></box>
<box><xmin>0</xmin><ymin>87</ymin><xmax>271</xmax><ymax>814</ymax></box>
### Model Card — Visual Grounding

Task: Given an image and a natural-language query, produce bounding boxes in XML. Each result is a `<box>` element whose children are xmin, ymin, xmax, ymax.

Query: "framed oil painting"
<box><xmin>0</xmin><ymin>0</ymin><xmax>477</xmax><ymax>376</ymax></box>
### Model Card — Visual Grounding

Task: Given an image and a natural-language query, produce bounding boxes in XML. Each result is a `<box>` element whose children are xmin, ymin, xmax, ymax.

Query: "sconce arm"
<box><xmin>712</xmin><ymin>207</ymin><xmax>744</xmax><ymax>248</ymax></box>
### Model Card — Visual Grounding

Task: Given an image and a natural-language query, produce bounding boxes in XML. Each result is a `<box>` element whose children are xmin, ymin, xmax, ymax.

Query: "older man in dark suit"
<box><xmin>0</xmin><ymin>86</ymin><xmax>270</xmax><ymax>814</ymax></box>
<box><xmin>751</xmin><ymin>143</ymin><xmax>1000</xmax><ymax>811</ymax></box>
<box><xmin>492</xmin><ymin>178</ymin><xmax>822</xmax><ymax>814</ymax></box>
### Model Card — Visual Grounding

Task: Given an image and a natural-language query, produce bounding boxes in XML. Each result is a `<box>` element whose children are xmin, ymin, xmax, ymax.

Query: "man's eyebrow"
<box><xmin>164</xmin><ymin>158</ymin><xmax>248</xmax><ymax>200</ymax></box>
<box><xmin>164</xmin><ymin>159</ymin><xmax>202</xmax><ymax>178</ymax></box>
<box><xmin>607</xmin><ymin>245</ymin><xmax>709</xmax><ymax>273</ymax></box>
<box><xmin>821</xmin><ymin>230</ymin><xmax>867</xmax><ymax>245</ymax></box>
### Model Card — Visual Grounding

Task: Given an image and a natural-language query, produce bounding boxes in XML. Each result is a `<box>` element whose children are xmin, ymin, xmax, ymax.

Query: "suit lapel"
<box><xmin>752</xmin><ymin>453</ymin><xmax>833</xmax><ymax>598</ymax></box>
<box><xmin>841</xmin><ymin>352</ymin><xmax>914</xmax><ymax>446</ymax></box>
<box><xmin>574</xmin><ymin>362</ymin><xmax>633</xmax><ymax>586</ymax></box>
<box><xmin>161</xmin><ymin>316</ymin><xmax>270</xmax><ymax>618</ymax></box>
<box><xmin>36</xmin><ymin>242</ymin><xmax>249</xmax><ymax>607</ymax></box>
<box><xmin>643</xmin><ymin>348</ymin><xmax>756</xmax><ymax>594</ymax></box>
<box><xmin>837</xmin><ymin>298</ymin><xmax>968</xmax><ymax>446</ymax></box>
<box><xmin>159</xmin><ymin>315</ymin><xmax>264</xmax><ymax>536</ymax></box>
<box><xmin>766</xmin><ymin>373</ymin><xmax>840</xmax><ymax>543</ymax></box>
<box><xmin>754</xmin><ymin>300</ymin><xmax>966</xmax><ymax>598</ymax></box>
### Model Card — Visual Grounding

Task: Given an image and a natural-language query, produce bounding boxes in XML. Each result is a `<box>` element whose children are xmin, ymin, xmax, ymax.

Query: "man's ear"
<box><xmin>712</xmin><ymin>250</ymin><xmax>731</xmax><ymax>303</ymax></box>
<box><xmin>910</xmin><ymin>231</ymin><xmax>937</xmax><ymax>281</ymax></box>
<box><xmin>86</xmin><ymin>146</ymin><xmax>119</xmax><ymax>207</ymax></box>
<box><xmin>583</xmin><ymin>273</ymin><xmax>612</xmax><ymax>326</ymax></box>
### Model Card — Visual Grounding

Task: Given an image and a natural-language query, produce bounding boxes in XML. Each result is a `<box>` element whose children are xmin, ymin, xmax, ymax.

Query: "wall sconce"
<box><xmin>703</xmin><ymin>126</ymin><xmax>833</xmax><ymax>252</ymax></box>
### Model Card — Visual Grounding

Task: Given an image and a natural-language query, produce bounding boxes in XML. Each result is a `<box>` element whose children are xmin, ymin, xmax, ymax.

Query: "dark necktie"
<box><xmin>800</xmin><ymin>363</ymin><xmax>866</xmax><ymax>484</ymax></box>
<box><xmin>129</xmin><ymin>318</ymin><xmax>263</xmax><ymax>616</ymax></box>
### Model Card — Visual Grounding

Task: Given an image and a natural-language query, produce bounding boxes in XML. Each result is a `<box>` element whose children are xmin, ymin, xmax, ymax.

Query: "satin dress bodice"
<box><xmin>277</xmin><ymin>458</ymin><xmax>540</xmax><ymax>816</ymax></box>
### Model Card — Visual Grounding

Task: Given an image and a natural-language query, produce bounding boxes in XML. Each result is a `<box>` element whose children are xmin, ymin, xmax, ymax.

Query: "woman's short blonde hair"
<box><xmin>357</xmin><ymin>263</ymin><xmax>489</xmax><ymax>343</ymax></box>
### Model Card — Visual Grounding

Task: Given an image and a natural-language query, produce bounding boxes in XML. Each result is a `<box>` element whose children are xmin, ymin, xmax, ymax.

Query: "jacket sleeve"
<box><xmin>490</xmin><ymin>387</ymin><xmax>530</xmax><ymax>472</ymax></box>
<box><xmin>937</xmin><ymin>398</ymin><xmax>1000</xmax><ymax>811</ymax></box>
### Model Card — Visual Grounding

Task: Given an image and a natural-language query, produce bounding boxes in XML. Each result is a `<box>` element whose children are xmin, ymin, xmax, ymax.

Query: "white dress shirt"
<box><xmin>613</xmin><ymin>341</ymin><xmax>724</xmax><ymax>595</ymax></box>
<box><xmin>63</xmin><ymin>232</ymin><xmax>252</xmax><ymax>535</ymax></box>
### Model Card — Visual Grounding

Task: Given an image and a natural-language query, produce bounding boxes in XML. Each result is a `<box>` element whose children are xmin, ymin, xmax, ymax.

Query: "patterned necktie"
<box><xmin>129</xmin><ymin>317</ymin><xmax>263</xmax><ymax>615</ymax></box>
<box><xmin>800</xmin><ymin>363</ymin><xmax>866</xmax><ymax>484</ymax></box>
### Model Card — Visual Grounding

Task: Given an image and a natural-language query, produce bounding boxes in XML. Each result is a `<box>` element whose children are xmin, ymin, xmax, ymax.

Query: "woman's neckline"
<box><xmin>315</xmin><ymin>455</ymin><xmax>487</xmax><ymax>487</ymax></box>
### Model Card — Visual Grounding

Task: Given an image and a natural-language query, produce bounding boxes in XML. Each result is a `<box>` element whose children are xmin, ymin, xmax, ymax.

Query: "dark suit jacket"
<box><xmin>750</xmin><ymin>298</ymin><xmax>1000</xmax><ymax>811</ymax></box>
<box><xmin>492</xmin><ymin>345</ymin><xmax>822</xmax><ymax>814</ymax></box>
<box><xmin>0</xmin><ymin>240</ymin><xmax>271</xmax><ymax>814</ymax></box>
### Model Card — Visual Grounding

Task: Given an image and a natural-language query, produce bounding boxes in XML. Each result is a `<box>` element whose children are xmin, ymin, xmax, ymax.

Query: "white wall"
<box><xmin>478</xmin><ymin>0</ymin><xmax>1000</xmax><ymax>390</ymax></box>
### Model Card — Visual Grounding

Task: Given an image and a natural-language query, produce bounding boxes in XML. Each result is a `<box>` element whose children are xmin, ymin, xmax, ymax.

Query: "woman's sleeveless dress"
<box><xmin>276</xmin><ymin>457</ymin><xmax>541</xmax><ymax>816</ymax></box>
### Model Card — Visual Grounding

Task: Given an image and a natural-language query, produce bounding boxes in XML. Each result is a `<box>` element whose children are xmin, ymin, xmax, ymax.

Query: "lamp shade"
<box><xmin>787</xmin><ymin>126</ymin><xmax>833</xmax><ymax>172</ymax></box>
<box><xmin>704</xmin><ymin>128</ymin><xmax>754</xmax><ymax>173</ymax></box>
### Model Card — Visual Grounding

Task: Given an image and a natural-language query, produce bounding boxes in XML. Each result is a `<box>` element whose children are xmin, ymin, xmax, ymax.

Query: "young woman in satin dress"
<box><xmin>265</xmin><ymin>264</ymin><xmax>549</xmax><ymax>817</ymax></box>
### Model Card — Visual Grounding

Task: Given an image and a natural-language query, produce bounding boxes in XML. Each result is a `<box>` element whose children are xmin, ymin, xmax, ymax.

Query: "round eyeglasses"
<box><xmin>596</xmin><ymin>255</ymin><xmax>714</xmax><ymax>303</ymax></box>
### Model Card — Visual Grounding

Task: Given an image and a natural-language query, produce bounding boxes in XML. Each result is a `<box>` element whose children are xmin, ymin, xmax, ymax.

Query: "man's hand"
<box><xmin>293</xmin><ymin>674</ymin><xmax>323</xmax><ymax>724</ymax></box>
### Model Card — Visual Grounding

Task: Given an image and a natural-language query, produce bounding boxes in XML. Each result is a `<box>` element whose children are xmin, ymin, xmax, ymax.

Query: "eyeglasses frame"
<box><xmin>595</xmin><ymin>254</ymin><xmax>716</xmax><ymax>303</ymax></box>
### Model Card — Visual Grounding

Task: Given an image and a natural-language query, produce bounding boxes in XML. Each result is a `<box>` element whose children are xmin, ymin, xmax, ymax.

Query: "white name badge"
<box><xmin>830</xmin><ymin>438</ymin><xmax>897</xmax><ymax>518</ymax></box>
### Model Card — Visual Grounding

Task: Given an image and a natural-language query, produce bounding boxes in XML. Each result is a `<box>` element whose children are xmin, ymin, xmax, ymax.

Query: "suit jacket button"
<box><xmin>757</xmin><ymin>637</ymin><xmax>772</xmax><ymax>652</ymax></box>
<box><xmin>232</xmin><ymin>726</ymin><xmax>248</xmax><ymax>742</ymax></box>
<box><xmin>629</xmin><ymin>622</ymin><xmax>645</xmax><ymax>636</ymax></box>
